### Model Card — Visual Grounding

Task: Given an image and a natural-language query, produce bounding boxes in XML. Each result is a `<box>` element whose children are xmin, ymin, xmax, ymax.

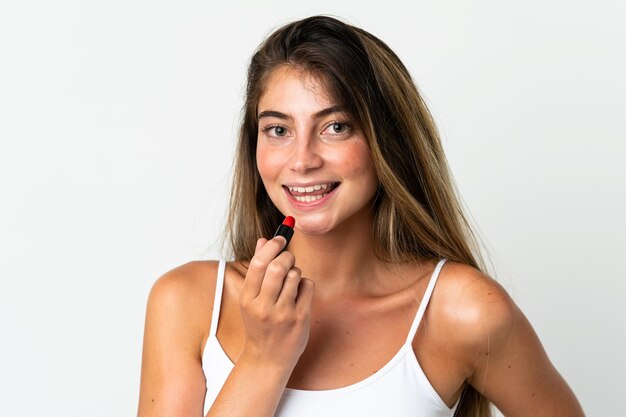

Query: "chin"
<box><xmin>293</xmin><ymin>218</ymin><xmax>335</xmax><ymax>235</ymax></box>
<box><xmin>298</xmin><ymin>226</ymin><xmax>334</xmax><ymax>236</ymax></box>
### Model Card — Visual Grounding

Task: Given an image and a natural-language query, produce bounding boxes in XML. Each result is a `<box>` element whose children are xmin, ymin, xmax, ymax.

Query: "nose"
<box><xmin>289</xmin><ymin>133</ymin><xmax>323</xmax><ymax>174</ymax></box>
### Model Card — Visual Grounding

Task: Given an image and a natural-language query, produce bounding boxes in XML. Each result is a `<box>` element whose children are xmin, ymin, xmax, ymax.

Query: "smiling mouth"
<box><xmin>284</xmin><ymin>182</ymin><xmax>340</xmax><ymax>202</ymax></box>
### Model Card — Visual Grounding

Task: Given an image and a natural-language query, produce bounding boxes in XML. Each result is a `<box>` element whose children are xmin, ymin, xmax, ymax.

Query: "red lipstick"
<box><xmin>273</xmin><ymin>216</ymin><xmax>295</xmax><ymax>249</ymax></box>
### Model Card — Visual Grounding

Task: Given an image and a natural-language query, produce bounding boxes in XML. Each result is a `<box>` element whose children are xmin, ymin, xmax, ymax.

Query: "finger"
<box><xmin>241</xmin><ymin>236</ymin><xmax>285</xmax><ymax>301</ymax></box>
<box><xmin>295</xmin><ymin>278</ymin><xmax>315</xmax><ymax>314</ymax></box>
<box><xmin>276</xmin><ymin>267</ymin><xmax>302</xmax><ymax>305</ymax></box>
<box><xmin>255</xmin><ymin>238</ymin><xmax>267</xmax><ymax>253</ymax></box>
<box><xmin>257</xmin><ymin>251</ymin><xmax>296</xmax><ymax>304</ymax></box>
<box><xmin>250</xmin><ymin>236</ymin><xmax>287</xmax><ymax>270</ymax></box>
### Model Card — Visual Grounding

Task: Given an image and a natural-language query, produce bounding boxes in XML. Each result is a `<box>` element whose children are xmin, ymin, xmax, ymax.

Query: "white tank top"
<box><xmin>202</xmin><ymin>259</ymin><xmax>459</xmax><ymax>417</ymax></box>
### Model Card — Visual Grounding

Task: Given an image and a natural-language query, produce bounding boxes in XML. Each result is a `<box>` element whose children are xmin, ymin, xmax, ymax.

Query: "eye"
<box><xmin>331</xmin><ymin>122</ymin><xmax>347</xmax><ymax>133</ymax></box>
<box><xmin>322</xmin><ymin>121</ymin><xmax>352</xmax><ymax>137</ymax></box>
<box><xmin>272</xmin><ymin>126</ymin><xmax>287</xmax><ymax>136</ymax></box>
<box><xmin>261</xmin><ymin>124</ymin><xmax>289</xmax><ymax>138</ymax></box>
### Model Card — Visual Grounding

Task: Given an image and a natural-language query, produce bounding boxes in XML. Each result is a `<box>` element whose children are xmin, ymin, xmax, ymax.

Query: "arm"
<box><xmin>137</xmin><ymin>237</ymin><xmax>314</xmax><ymax>417</ymax></box>
<box><xmin>455</xmin><ymin>269</ymin><xmax>585</xmax><ymax>416</ymax></box>
<box><xmin>137</xmin><ymin>262</ymin><xmax>210</xmax><ymax>417</ymax></box>
<box><xmin>207</xmin><ymin>237</ymin><xmax>314</xmax><ymax>417</ymax></box>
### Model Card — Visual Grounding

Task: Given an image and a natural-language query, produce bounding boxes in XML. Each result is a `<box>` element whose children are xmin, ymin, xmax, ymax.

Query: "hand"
<box><xmin>239</xmin><ymin>236</ymin><xmax>315</xmax><ymax>373</ymax></box>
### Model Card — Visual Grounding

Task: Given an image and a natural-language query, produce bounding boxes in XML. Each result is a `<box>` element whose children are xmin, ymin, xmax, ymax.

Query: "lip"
<box><xmin>282</xmin><ymin>184</ymin><xmax>339</xmax><ymax>211</ymax></box>
<box><xmin>283</xmin><ymin>181</ymin><xmax>339</xmax><ymax>188</ymax></box>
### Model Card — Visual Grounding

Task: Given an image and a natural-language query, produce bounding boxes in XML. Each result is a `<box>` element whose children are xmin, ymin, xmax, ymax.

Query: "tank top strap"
<box><xmin>209</xmin><ymin>260</ymin><xmax>227</xmax><ymax>338</ymax></box>
<box><xmin>404</xmin><ymin>258</ymin><xmax>447</xmax><ymax>345</ymax></box>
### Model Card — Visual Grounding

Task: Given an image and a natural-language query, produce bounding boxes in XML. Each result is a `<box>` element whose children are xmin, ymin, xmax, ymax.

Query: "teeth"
<box><xmin>288</xmin><ymin>183</ymin><xmax>335</xmax><ymax>194</ymax></box>
<box><xmin>292</xmin><ymin>193</ymin><xmax>329</xmax><ymax>202</ymax></box>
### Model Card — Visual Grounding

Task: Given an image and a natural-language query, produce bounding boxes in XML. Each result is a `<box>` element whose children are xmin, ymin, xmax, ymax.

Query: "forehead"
<box><xmin>258</xmin><ymin>66</ymin><xmax>335</xmax><ymax>110</ymax></box>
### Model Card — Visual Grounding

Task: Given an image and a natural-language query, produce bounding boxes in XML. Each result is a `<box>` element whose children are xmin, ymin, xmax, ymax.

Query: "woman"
<box><xmin>138</xmin><ymin>16</ymin><xmax>585</xmax><ymax>417</ymax></box>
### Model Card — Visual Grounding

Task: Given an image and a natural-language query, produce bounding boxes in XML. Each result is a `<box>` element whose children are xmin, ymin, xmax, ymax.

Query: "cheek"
<box><xmin>333</xmin><ymin>140</ymin><xmax>377</xmax><ymax>182</ymax></box>
<box><xmin>256</xmin><ymin>142</ymin><xmax>281</xmax><ymax>181</ymax></box>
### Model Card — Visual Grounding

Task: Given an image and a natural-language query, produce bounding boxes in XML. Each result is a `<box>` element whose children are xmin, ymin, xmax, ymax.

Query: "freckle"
<box><xmin>151</xmin><ymin>399</ymin><xmax>154</xmax><ymax>403</ymax></box>
<box><xmin>485</xmin><ymin>352</ymin><xmax>489</xmax><ymax>356</ymax></box>
<box><xmin>508</xmin><ymin>365</ymin><xmax>512</xmax><ymax>368</ymax></box>
<box><xmin>315</xmin><ymin>320</ymin><xmax>319</xmax><ymax>324</ymax></box>
<box><xmin>531</xmin><ymin>393</ymin><xmax>535</xmax><ymax>397</ymax></box>
<box><xmin>346</xmin><ymin>331</ymin><xmax>350</xmax><ymax>335</ymax></box>
<box><xmin>350</xmin><ymin>363</ymin><xmax>354</xmax><ymax>367</ymax></box>
<box><xmin>488</xmin><ymin>291</ymin><xmax>492</xmax><ymax>295</ymax></box>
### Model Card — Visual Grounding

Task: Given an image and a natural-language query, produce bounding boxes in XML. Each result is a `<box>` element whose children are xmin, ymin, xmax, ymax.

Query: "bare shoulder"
<box><xmin>149</xmin><ymin>260</ymin><xmax>219</xmax><ymax>310</ymax></box>
<box><xmin>138</xmin><ymin>261</ymin><xmax>222</xmax><ymax>416</ymax></box>
<box><xmin>151</xmin><ymin>260</ymin><xmax>219</xmax><ymax>291</ymax></box>
<box><xmin>146</xmin><ymin>261</ymin><xmax>221</xmax><ymax>353</ymax></box>
<box><xmin>430</xmin><ymin>260</ymin><xmax>520</xmax><ymax>352</ymax></box>
<box><xmin>428</xmin><ymin>261</ymin><xmax>585</xmax><ymax>416</ymax></box>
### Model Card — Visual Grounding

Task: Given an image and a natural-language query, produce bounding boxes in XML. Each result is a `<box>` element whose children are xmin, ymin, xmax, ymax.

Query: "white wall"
<box><xmin>1</xmin><ymin>1</ymin><xmax>624</xmax><ymax>416</ymax></box>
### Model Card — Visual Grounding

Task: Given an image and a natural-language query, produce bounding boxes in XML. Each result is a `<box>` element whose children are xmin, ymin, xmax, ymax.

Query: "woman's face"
<box><xmin>256</xmin><ymin>66</ymin><xmax>378</xmax><ymax>235</ymax></box>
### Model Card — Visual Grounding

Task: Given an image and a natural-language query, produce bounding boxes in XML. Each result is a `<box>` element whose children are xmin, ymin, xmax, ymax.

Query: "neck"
<box><xmin>286</xmin><ymin>211</ymin><xmax>386</xmax><ymax>299</ymax></box>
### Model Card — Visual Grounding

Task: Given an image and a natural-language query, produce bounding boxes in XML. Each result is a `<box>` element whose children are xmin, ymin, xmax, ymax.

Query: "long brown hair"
<box><xmin>225</xmin><ymin>15</ymin><xmax>492</xmax><ymax>417</ymax></box>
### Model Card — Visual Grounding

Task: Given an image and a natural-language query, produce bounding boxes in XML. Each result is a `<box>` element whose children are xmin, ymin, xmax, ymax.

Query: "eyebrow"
<box><xmin>257</xmin><ymin>105</ymin><xmax>344</xmax><ymax>121</ymax></box>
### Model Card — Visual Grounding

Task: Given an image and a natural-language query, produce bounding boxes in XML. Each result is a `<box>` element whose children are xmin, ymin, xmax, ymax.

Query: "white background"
<box><xmin>1</xmin><ymin>1</ymin><xmax>624</xmax><ymax>416</ymax></box>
